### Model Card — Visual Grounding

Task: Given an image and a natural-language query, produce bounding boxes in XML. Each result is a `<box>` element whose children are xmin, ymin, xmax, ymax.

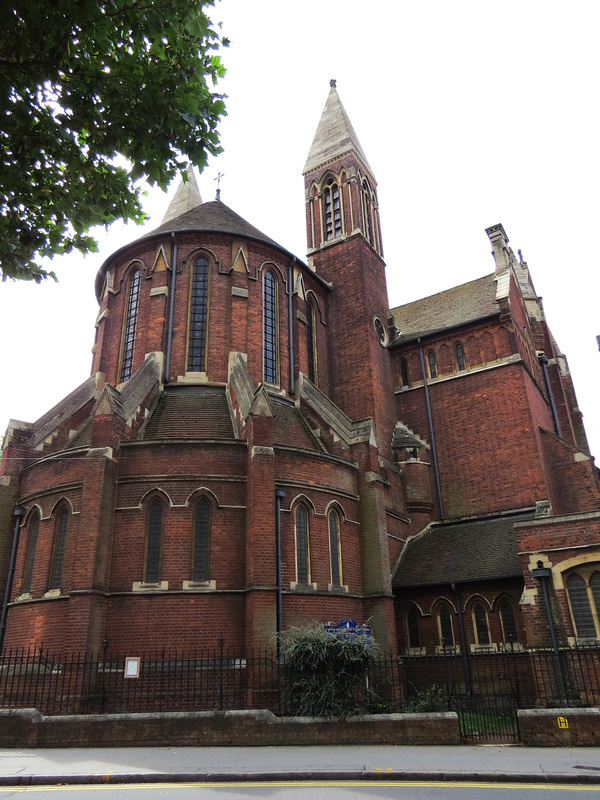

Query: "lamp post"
<box><xmin>532</xmin><ymin>560</ymin><xmax>568</xmax><ymax>706</ymax></box>
<box><xmin>0</xmin><ymin>505</ymin><xmax>27</xmax><ymax>654</ymax></box>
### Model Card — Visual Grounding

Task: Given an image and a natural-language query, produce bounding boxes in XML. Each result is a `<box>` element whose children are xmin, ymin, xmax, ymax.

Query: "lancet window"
<box><xmin>324</xmin><ymin>179</ymin><xmax>342</xmax><ymax>241</ymax></box>
<box><xmin>306</xmin><ymin>297</ymin><xmax>317</xmax><ymax>384</ymax></box>
<box><xmin>500</xmin><ymin>600</ymin><xmax>519</xmax><ymax>646</ymax></box>
<box><xmin>566</xmin><ymin>569</ymin><xmax>600</xmax><ymax>639</ymax></box>
<box><xmin>439</xmin><ymin>605</ymin><xmax>455</xmax><ymax>648</ymax></box>
<box><xmin>188</xmin><ymin>256</ymin><xmax>209</xmax><ymax>372</ymax></box>
<box><xmin>328</xmin><ymin>510</ymin><xmax>342</xmax><ymax>588</ymax></box>
<box><xmin>192</xmin><ymin>498</ymin><xmax>211</xmax><ymax>583</ymax></box>
<box><xmin>120</xmin><ymin>269</ymin><xmax>141</xmax><ymax>383</ymax></box>
<box><xmin>21</xmin><ymin>511</ymin><xmax>39</xmax><ymax>594</ymax></box>
<box><xmin>295</xmin><ymin>505</ymin><xmax>310</xmax><ymax>585</ymax></box>
<box><xmin>144</xmin><ymin>498</ymin><xmax>164</xmax><ymax>584</ymax></box>
<box><xmin>473</xmin><ymin>603</ymin><xmax>491</xmax><ymax>646</ymax></box>
<box><xmin>263</xmin><ymin>271</ymin><xmax>278</xmax><ymax>384</ymax></box>
<box><xmin>49</xmin><ymin>506</ymin><xmax>69</xmax><ymax>591</ymax></box>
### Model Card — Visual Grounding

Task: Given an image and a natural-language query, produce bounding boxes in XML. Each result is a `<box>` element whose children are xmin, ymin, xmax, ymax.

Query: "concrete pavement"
<box><xmin>1</xmin><ymin>744</ymin><xmax>600</xmax><ymax>786</ymax></box>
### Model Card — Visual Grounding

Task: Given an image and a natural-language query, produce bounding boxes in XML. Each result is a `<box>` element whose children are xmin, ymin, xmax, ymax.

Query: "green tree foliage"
<box><xmin>282</xmin><ymin>624</ymin><xmax>375</xmax><ymax>718</ymax></box>
<box><xmin>0</xmin><ymin>0</ymin><xmax>227</xmax><ymax>281</ymax></box>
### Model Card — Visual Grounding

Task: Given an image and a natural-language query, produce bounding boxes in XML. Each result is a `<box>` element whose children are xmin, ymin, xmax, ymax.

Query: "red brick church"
<box><xmin>1</xmin><ymin>81</ymin><xmax>599</xmax><ymax>657</ymax></box>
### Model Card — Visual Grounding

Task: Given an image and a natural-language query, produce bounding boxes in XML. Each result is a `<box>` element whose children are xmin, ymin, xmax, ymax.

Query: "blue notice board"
<box><xmin>325</xmin><ymin>618</ymin><xmax>373</xmax><ymax>649</ymax></box>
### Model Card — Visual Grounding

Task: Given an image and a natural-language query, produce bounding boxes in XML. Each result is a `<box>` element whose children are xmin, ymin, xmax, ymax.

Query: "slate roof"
<box><xmin>140</xmin><ymin>386</ymin><xmax>322</xmax><ymax>451</ymax></box>
<box><xmin>390</xmin><ymin>273</ymin><xmax>499</xmax><ymax>344</ymax></box>
<box><xmin>144</xmin><ymin>200</ymin><xmax>283</xmax><ymax>250</ymax></box>
<box><xmin>271</xmin><ymin>398</ymin><xmax>322</xmax><ymax>452</ymax></box>
<box><xmin>392</xmin><ymin>512</ymin><xmax>533</xmax><ymax>589</ymax></box>
<box><xmin>142</xmin><ymin>385</ymin><xmax>235</xmax><ymax>440</ymax></box>
<box><xmin>95</xmin><ymin>199</ymin><xmax>294</xmax><ymax>300</ymax></box>
<box><xmin>67</xmin><ymin>419</ymin><xmax>93</xmax><ymax>450</ymax></box>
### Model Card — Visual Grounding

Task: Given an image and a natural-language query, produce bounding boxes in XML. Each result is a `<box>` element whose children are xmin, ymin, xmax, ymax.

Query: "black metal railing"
<box><xmin>1</xmin><ymin>642</ymin><xmax>600</xmax><ymax>720</ymax></box>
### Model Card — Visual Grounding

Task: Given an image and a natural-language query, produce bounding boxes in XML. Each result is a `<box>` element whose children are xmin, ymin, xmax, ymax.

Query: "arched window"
<box><xmin>500</xmin><ymin>600</ymin><xmax>519</xmax><ymax>646</ymax></box>
<box><xmin>263</xmin><ymin>271</ymin><xmax>278</xmax><ymax>384</ymax></box>
<box><xmin>120</xmin><ymin>269</ymin><xmax>141</xmax><ymax>383</ymax></box>
<box><xmin>428</xmin><ymin>350</ymin><xmax>437</xmax><ymax>379</ymax></box>
<box><xmin>361</xmin><ymin>180</ymin><xmax>374</xmax><ymax>245</ymax></box>
<box><xmin>187</xmin><ymin>256</ymin><xmax>209</xmax><ymax>372</ymax></box>
<box><xmin>400</xmin><ymin>358</ymin><xmax>409</xmax><ymax>388</ymax></box>
<box><xmin>473</xmin><ymin>603</ymin><xmax>491</xmax><ymax>646</ymax></box>
<box><xmin>21</xmin><ymin>511</ymin><xmax>39</xmax><ymax>594</ymax></box>
<box><xmin>591</xmin><ymin>572</ymin><xmax>600</xmax><ymax>619</ymax></box>
<box><xmin>306</xmin><ymin>297</ymin><xmax>317</xmax><ymax>384</ymax></box>
<box><xmin>144</xmin><ymin>498</ymin><xmax>164</xmax><ymax>584</ymax></box>
<box><xmin>48</xmin><ymin>506</ymin><xmax>69</xmax><ymax>590</ymax></box>
<box><xmin>456</xmin><ymin>342</ymin><xmax>466</xmax><ymax>371</ymax></box>
<box><xmin>567</xmin><ymin>572</ymin><xmax>597</xmax><ymax>638</ymax></box>
<box><xmin>407</xmin><ymin>606</ymin><xmax>421</xmax><ymax>649</ymax></box>
<box><xmin>192</xmin><ymin>497</ymin><xmax>211</xmax><ymax>583</ymax></box>
<box><xmin>439</xmin><ymin>605</ymin><xmax>454</xmax><ymax>648</ymax></box>
<box><xmin>295</xmin><ymin>505</ymin><xmax>310</xmax><ymax>585</ymax></box>
<box><xmin>324</xmin><ymin>180</ymin><xmax>341</xmax><ymax>241</ymax></box>
<box><xmin>328</xmin><ymin>510</ymin><xmax>342</xmax><ymax>588</ymax></box>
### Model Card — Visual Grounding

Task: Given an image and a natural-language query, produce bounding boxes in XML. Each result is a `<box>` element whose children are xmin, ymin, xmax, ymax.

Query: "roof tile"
<box><xmin>391</xmin><ymin>273</ymin><xmax>498</xmax><ymax>343</ymax></box>
<box><xmin>393</xmin><ymin>512</ymin><xmax>533</xmax><ymax>588</ymax></box>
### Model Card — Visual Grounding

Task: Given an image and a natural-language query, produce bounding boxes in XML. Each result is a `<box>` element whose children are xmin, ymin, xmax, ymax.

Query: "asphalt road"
<box><xmin>0</xmin><ymin>783</ymin><xmax>598</xmax><ymax>799</ymax></box>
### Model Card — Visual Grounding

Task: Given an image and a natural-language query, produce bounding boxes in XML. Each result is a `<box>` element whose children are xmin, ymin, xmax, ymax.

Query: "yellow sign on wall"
<box><xmin>557</xmin><ymin>716</ymin><xmax>569</xmax><ymax>729</ymax></box>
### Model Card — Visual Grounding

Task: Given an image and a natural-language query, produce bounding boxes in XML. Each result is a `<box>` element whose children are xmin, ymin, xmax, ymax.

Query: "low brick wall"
<box><xmin>518</xmin><ymin>708</ymin><xmax>600</xmax><ymax>746</ymax></box>
<box><xmin>0</xmin><ymin>709</ymin><xmax>460</xmax><ymax>748</ymax></box>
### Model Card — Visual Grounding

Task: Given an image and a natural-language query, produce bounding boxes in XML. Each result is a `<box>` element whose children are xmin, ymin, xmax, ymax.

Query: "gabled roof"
<box><xmin>390</xmin><ymin>273</ymin><xmax>499</xmax><ymax>344</ymax></box>
<box><xmin>303</xmin><ymin>80</ymin><xmax>375</xmax><ymax>180</ymax></box>
<box><xmin>392</xmin><ymin>512</ymin><xmax>533</xmax><ymax>589</ymax></box>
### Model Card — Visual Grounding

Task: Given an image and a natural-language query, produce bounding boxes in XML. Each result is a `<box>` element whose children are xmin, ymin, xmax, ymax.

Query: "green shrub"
<box><xmin>282</xmin><ymin>624</ymin><xmax>374</xmax><ymax>718</ymax></box>
<box><xmin>405</xmin><ymin>684</ymin><xmax>453</xmax><ymax>713</ymax></box>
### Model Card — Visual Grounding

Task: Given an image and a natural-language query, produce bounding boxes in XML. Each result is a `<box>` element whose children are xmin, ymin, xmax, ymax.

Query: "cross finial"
<box><xmin>215</xmin><ymin>171</ymin><xmax>225</xmax><ymax>201</ymax></box>
<box><xmin>330</xmin><ymin>78</ymin><xmax>337</xmax><ymax>88</ymax></box>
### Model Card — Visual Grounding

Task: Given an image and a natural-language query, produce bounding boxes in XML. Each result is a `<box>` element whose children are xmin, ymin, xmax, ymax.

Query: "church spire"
<box><xmin>161</xmin><ymin>164</ymin><xmax>203</xmax><ymax>224</ymax></box>
<box><xmin>303</xmin><ymin>79</ymin><xmax>375</xmax><ymax>181</ymax></box>
<box><xmin>303</xmin><ymin>81</ymin><xmax>382</xmax><ymax>257</ymax></box>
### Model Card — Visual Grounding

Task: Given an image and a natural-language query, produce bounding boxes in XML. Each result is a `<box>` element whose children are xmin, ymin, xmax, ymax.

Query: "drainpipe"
<box><xmin>418</xmin><ymin>338</ymin><xmax>444</xmax><ymax>520</ymax></box>
<box><xmin>288</xmin><ymin>259</ymin><xmax>295</xmax><ymax>395</ymax></box>
<box><xmin>451</xmin><ymin>582</ymin><xmax>472</xmax><ymax>700</ymax></box>
<box><xmin>275</xmin><ymin>488</ymin><xmax>286</xmax><ymax>665</ymax></box>
<box><xmin>0</xmin><ymin>506</ymin><xmax>27</xmax><ymax>654</ymax></box>
<box><xmin>532</xmin><ymin>561</ymin><xmax>568</xmax><ymax>706</ymax></box>
<box><xmin>538</xmin><ymin>354</ymin><xmax>562</xmax><ymax>438</ymax></box>
<box><xmin>164</xmin><ymin>232</ymin><xmax>178</xmax><ymax>382</ymax></box>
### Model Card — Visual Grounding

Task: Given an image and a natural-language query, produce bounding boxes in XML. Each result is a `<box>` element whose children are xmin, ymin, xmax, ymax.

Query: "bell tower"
<box><xmin>303</xmin><ymin>82</ymin><xmax>398</xmax><ymax>650</ymax></box>
<box><xmin>303</xmin><ymin>80</ymin><xmax>394</xmax><ymax>457</ymax></box>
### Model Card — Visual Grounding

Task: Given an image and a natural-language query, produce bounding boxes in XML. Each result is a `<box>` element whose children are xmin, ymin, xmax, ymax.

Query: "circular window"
<box><xmin>373</xmin><ymin>316</ymin><xmax>388</xmax><ymax>347</ymax></box>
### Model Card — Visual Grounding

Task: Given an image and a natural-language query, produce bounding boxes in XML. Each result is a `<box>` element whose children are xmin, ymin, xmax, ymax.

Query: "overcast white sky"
<box><xmin>1</xmin><ymin>0</ymin><xmax>599</xmax><ymax>459</ymax></box>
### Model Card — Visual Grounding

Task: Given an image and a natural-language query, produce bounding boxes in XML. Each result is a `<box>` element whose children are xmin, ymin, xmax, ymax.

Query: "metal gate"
<box><xmin>457</xmin><ymin>698</ymin><xmax>520</xmax><ymax>744</ymax></box>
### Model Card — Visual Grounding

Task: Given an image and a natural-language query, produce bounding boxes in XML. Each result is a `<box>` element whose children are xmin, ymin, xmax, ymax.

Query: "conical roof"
<box><xmin>303</xmin><ymin>80</ymin><xmax>375</xmax><ymax>180</ymax></box>
<box><xmin>161</xmin><ymin>165</ymin><xmax>203</xmax><ymax>224</ymax></box>
<box><xmin>145</xmin><ymin>199</ymin><xmax>282</xmax><ymax>247</ymax></box>
<box><xmin>95</xmin><ymin>199</ymin><xmax>291</xmax><ymax>301</ymax></box>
